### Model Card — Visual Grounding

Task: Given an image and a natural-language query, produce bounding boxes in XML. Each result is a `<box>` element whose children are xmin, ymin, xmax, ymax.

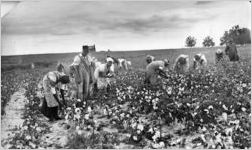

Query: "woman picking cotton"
<box><xmin>40</xmin><ymin>70</ymin><xmax>70</xmax><ymax>122</ymax></box>
<box><xmin>144</xmin><ymin>59</ymin><xmax>169</xmax><ymax>85</ymax></box>
<box><xmin>93</xmin><ymin>57</ymin><xmax>115</xmax><ymax>93</ymax></box>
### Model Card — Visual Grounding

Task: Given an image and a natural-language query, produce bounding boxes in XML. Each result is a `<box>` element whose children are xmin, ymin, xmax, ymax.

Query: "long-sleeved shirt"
<box><xmin>42</xmin><ymin>71</ymin><xmax>62</xmax><ymax>107</ymax></box>
<box><xmin>174</xmin><ymin>55</ymin><xmax>189</xmax><ymax>72</ymax></box>
<box><xmin>94</xmin><ymin>63</ymin><xmax>114</xmax><ymax>80</ymax></box>
<box><xmin>193</xmin><ymin>53</ymin><xmax>207</xmax><ymax>68</ymax></box>
<box><xmin>146</xmin><ymin>60</ymin><xmax>166</xmax><ymax>75</ymax></box>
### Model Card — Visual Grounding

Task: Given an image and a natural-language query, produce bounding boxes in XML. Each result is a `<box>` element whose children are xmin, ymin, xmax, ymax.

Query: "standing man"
<box><xmin>71</xmin><ymin>45</ymin><xmax>95</xmax><ymax>84</ymax></box>
<box><xmin>41</xmin><ymin>71</ymin><xmax>70</xmax><ymax>122</ymax></box>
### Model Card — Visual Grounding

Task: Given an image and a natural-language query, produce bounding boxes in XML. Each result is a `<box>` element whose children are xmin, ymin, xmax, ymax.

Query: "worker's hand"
<box><xmin>158</xmin><ymin>69</ymin><xmax>168</xmax><ymax>79</ymax></box>
<box><xmin>106</xmin><ymin>73</ymin><xmax>114</xmax><ymax>78</ymax></box>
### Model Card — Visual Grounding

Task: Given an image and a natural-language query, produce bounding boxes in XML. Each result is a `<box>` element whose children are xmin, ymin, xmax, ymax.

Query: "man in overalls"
<box><xmin>72</xmin><ymin>45</ymin><xmax>95</xmax><ymax>84</ymax></box>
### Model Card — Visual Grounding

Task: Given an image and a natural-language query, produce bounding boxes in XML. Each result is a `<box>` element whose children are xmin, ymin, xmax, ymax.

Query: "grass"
<box><xmin>2</xmin><ymin>45</ymin><xmax>251</xmax><ymax>72</ymax></box>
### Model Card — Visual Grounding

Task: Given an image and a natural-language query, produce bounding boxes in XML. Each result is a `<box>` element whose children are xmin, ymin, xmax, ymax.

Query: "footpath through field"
<box><xmin>1</xmin><ymin>88</ymin><xmax>27</xmax><ymax>148</ymax></box>
<box><xmin>1</xmin><ymin>87</ymin><xmax>71</xmax><ymax>148</ymax></box>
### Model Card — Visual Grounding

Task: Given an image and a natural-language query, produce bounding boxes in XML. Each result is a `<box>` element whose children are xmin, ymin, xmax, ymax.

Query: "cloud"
<box><xmin>2</xmin><ymin>1</ymin><xmax>210</xmax><ymax>36</ymax></box>
<box><xmin>195</xmin><ymin>1</ymin><xmax>214</xmax><ymax>5</ymax></box>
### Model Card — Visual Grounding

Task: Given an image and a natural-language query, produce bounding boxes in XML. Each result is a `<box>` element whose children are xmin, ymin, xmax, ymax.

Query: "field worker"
<box><xmin>107</xmin><ymin>55</ymin><xmax>119</xmax><ymax>66</ymax></box>
<box><xmin>41</xmin><ymin>71</ymin><xmax>70</xmax><ymax>122</ymax></box>
<box><xmin>94</xmin><ymin>57</ymin><xmax>115</xmax><ymax>92</ymax></box>
<box><xmin>215</xmin><ymin>49</ymin><xmax>224</xmax><ymax>64</ymax></box>
<box><xmin>193</xmin><ymin>53</ymin><xmax>207</xmax><ymax>70</ymax></box>
<box><xmin>225</xmin><ymin>40</ymin><xmax>239</xmax><ymax>62</ymax></box>
<box><xmin>145</xmin><ymin>59</ymin><xmax>169</xmax><ymax>85</ymax></box>
<box><xmin>92</xmin><ymin>58</ymin><xmax>102</xmax><ymax>69</ymax></box>
<box><xmin>146</xmin><ymin>55</ymin><xmax>155</xmax><ymax>64</ymax></box>
<box><xmin>118</xmin><ymin>58</ymin><xmax>128</xmax><ymax>70</ymax></box>
<box><xmin>127</xmin><ymin>60</ymin><xmax>132</xmax><ymax>69</ymax></box>
<box><xmin>31</xmin><ymin>63</ymin><xmax>35</xmax><ymax>69</ymax></box>
<box><xmin>106</xmin><ymin>56</ymin><xmax>116</xmax><ymax>73</ymax></box>
<box><xmin>71</xmin><ymin>45</ymin><xmax>95</xmax><ymax>84</ymax></box>
<box><xmin>173</xmin><ymin>54</ymin><xmax>189</xmax><ymax>73</ymax></box>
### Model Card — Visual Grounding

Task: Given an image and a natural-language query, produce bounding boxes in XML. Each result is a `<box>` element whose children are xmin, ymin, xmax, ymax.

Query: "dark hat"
<box><xmin>82</xmin><ymin>45</ymin><xmax>89</xmax><ymax>51</ymax></box>
<box><xmin>60</xmin><ymin>75</ymin><xmax>70</xmax><ymax>84</ymax></box>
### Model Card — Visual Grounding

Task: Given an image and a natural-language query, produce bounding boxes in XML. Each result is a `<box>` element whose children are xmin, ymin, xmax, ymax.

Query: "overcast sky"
<box><xmin>1</xmin><ymin>1</ymin><xmax>251</xmax><ymax>55</ymax></box>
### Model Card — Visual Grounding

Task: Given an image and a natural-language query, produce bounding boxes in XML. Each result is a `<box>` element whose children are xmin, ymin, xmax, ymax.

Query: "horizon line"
<box><xmin>1</xmin><ymin>45</ymin><xmax>229</xmax><ymax>57</ymax></box>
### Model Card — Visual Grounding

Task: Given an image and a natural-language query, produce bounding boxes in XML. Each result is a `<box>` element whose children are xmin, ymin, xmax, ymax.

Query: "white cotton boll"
<box><xmin>148</xmin><ymin>127</ymin><xmax>154</xmax><ymax>134</ymax></box>
<box><xmin>103</xmin><ymin>109</ymin><xmax>108</xmax><ymax>115</ymax></box>
<box><xmin>204</xmin><ymin>109</ymin><xmax>209</xmax><ymax>114</ymax></box>
<box><xmin>120</xmin><ymin>113</ymin><xmax>125</xmax><ymax>118</ymax></box>
<box><xmin>87</xmin><ymin>106</ymin><xmax>92</xmax><ymax>113</ymax></box>
<box><xmin>222</xmin><ymin>104</ymin><xmax>228</xmax><ymax>111</ymax></box>
<box><xmin>241</xmin><ymin>107</ymin><xmax>246</xmax><ymax>112</ymax></box>
<box><xmin>152</xmin><ymin>143</ymin><xmax>160</xmax><ymax>149</ymax></box>
<box><xmin>84</xmin><ymin>114</ymin><xmax>90</xmax><ymax>120</ymax></box>
<box><xmin>77</xmin><ymin>130</ymin><xmax>83</xmax><ymax>135</ymax></box>
<box><xmin>137</xmin><ymin>130</ymin><xmax>141</xmax><ymax>134</ymax></box>
<box><xmin>74</xmin><ymin>114</ymin><xmax>80</xmax><ymax>120</ymax></box>
<box><xmin>208</xmin><ymin>105</ymin><xmax>213</xmax><ymax>110</ymax></box>
<box><xmin>76</xmin><ymin>126</ymin><xmax>80</xmax><ymax>130</ymax></box>
<box><xmin>137</xmin><ymin>124</ymin><xmax>144</xmax><ymax>131</ymax></box>
<box><xmin>222</xmin><ymin>112</ymin><xmax>228</xmax><ymax>122</ymax></box>
<box><xmin>159</xmin><ymin>141</ymin><xmax>165</xmax><ymax>148</ymax></box>
<box><xmin>23</xmin><ymin>126</ymin><xmax>28</xmax><ymax>130</ymax></box>
<box><xmin>36</xmin><ymin>127</ymin><xmax>41</xmax><ymax>132</ymax></box>
<box><xmin>242</xmin><ymin>83</ymin><xmax>247</xmax><ymax>88</ymax></box>
<box><xmin>152</xmin><ymin>134</ymin><xmax>158</xmax><ymax>142</ymax></box>
<box><xmin>133</xmin><ymin>135</ymin><xmax>138</xmax><ymax>141</ymax></box>
<box><xmin>131</xmin><ymin>122</ymin><xmax>137</xmax><ymax>129</ymax></box>
<box><xmin>67</xmin><ymin>107</ymin><xmax>72</xmax><ymax>111</ymax></box>
<box><xmin>225</xmin><ymin>128</ymin><xmax>233</xmax><ymax>136</ymax></box>
<box><xmin>26</xmin><ymin>135</ymin><xmax>31</xmax><ymax>140</ymax></box>
<box><xmin>202</xmin><ymin>126</ymin><xmax>207</xmax><ymax>132</ymax></box>
<box><xmin>75</xmin><ymin>108</ymin><xmax>81</xmax><ymax>114</ymax></box>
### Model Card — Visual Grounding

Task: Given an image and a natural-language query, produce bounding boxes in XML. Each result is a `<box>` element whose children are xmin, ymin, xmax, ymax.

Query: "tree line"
<box><xmin>185</xmin><ymin>25</ymin><xmax>251</xmax><ymax>47</ymax></box>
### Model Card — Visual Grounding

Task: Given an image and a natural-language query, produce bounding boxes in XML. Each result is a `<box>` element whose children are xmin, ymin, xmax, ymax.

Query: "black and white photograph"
<box><xmin>1</xmin><ymin>0</ymin><xmax>251</xmax><ymax>149</ymax></box>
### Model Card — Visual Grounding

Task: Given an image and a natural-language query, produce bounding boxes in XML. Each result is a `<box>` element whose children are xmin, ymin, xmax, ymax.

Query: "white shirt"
<box><xmin>194</xmin><ymin>53</ymin><xmax>207</xmax><ymax>65</ymax></box>
<box><xmin>72</xmin><ymin>53</ymin><xmax>93</xmax><ymax>66</ymax></box>
<box><xmin>94</xmin><ymin>63</ymin><xmax>114</xmax><ymax>79</ymax></box>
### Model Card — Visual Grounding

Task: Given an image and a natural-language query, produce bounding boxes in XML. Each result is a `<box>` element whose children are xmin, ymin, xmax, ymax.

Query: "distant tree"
<box><xmin>185</xmin><ymin>36</ymin><xmax>197</xmax><ymax>47</ymax></box>
<box><xmin>220</xmin><ymin>25</ymin><xmax>251</xmax><ymax>45</ymax></box>
<box><xmin>202</xmin><ymin>36</ymin><xmax>215</xmax><ymax>47</ymax></box>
